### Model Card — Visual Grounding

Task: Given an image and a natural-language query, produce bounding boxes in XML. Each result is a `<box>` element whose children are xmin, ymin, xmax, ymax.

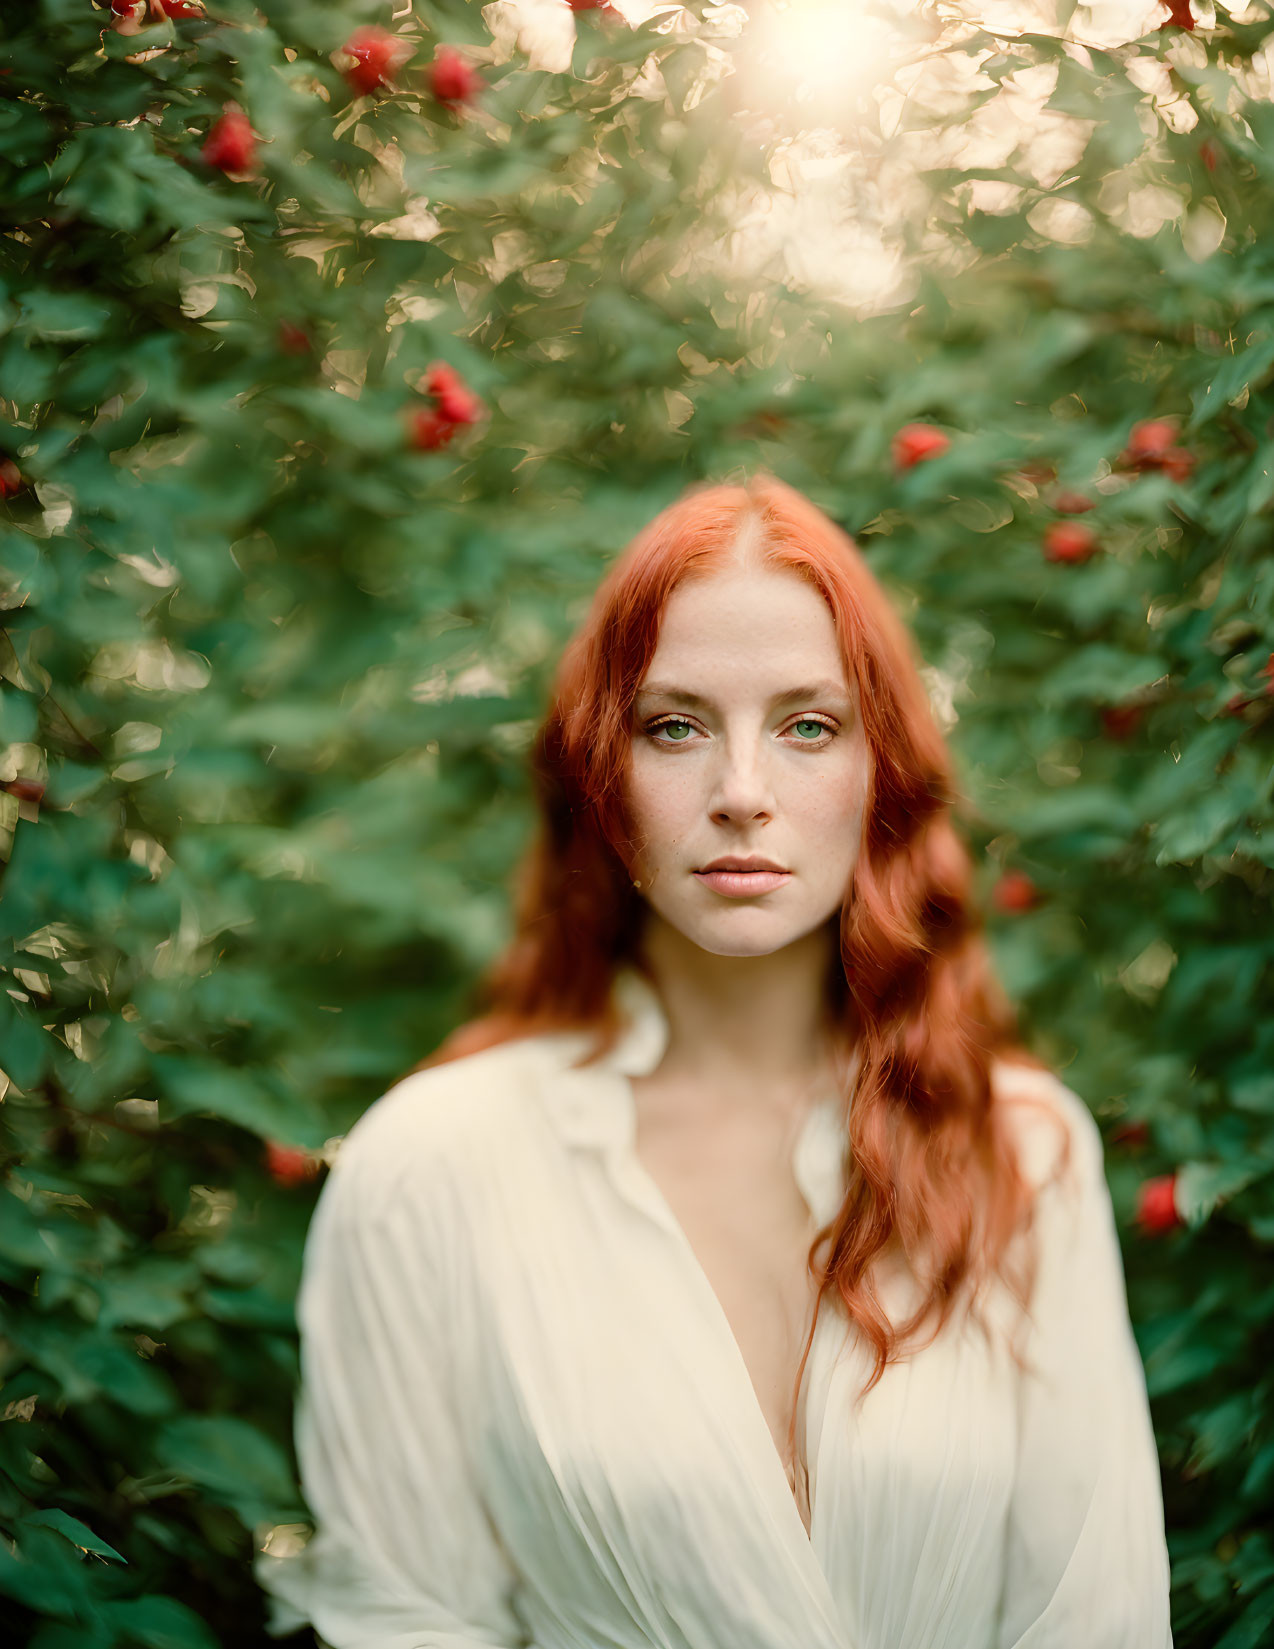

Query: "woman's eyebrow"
<box><xmin>634</xmin><ymin>680</ymin><xmax>851</xmax><ymax>708</ymax></box>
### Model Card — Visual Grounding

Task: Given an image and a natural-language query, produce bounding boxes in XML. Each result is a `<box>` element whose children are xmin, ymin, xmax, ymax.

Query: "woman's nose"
<box><xmin>708</xmin><ymin>736</ymin><xmax>775</xmax><ymax>824</ymax></box>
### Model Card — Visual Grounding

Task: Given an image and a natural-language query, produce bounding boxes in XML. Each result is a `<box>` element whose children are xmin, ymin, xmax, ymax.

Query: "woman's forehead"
<box><xmin>642</xmin><ymin>570</ymin><xmax>852</xmax><ymax>692</ymax></box>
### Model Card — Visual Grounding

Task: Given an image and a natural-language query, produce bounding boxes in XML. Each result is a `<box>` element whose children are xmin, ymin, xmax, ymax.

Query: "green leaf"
<box><xmin>29</xmin><ymin>1621</ymin><xmax>116</xmax><ymax>1649</ymax></box>
<box><xmin>0</xmin><ymin>682</ymin><xmax>38</xmax><ymax>741</ymax></box>
<box><xmin>96</xmin><ymin>1596</ymin><xmax>220</xmax><ymax>1649</ymax></box>
<box><xmin>1200</xmin><ymin>332</ymin><xmax>1274</xmax><ymax>416</ymax></box>
<box><xmin>20</xmin><ymin>1320</ymin><xmax>179</xmax><ymax>1416</ymax></box>
<box><xmin>151</xmin><ymin>1056</ymin><xmax>328</xmax><ymax>1147</ymax></box>
<box><xmin>1131</xmin><ymin>722</ymin><xmax>1242</xmax><ymax>821</ymax></box>
<box><xmin>95</xmin><ymin>1257</ymin><xmax>201</xmax><ymax>1333</ymax></box>
<box><xmin>0</xmin><ymin>1184</ymin><xmax>53</xmax><ymax>1269</ymax></box>
<box><xmin>1231</xmin><ymin>1075</ymin><xmax>1274</xmax><ymax>1114</ymax></box>
<box><xmin>994</xmin><ymin>785</ymin><xmax>1139</xmax><ymax>841</ymax></box>
<box><xmin>1145</xmin><ymin>1334</ymin><xmax>1233</xmax><ymax>1398</ymax></box>
<box><xmin>1037</xmin><ymin>645</ymin><xmax>1171</xmax><ymax>707</ymax></box>
<box><xmin>16</xmin><ymin>291</ymin><xmax>114</xmax><ymax>342</ymax></box>
<box><xmin>155</xmin><ymin>1416</ymin><xmax>300</xmax><ymax>1527</ymax></box>
<box><xmin>201</xmin><ymin>1284</ymin><xmax>296</xmax><ymax>1331</ymax></box>
<box><xmin>1176</xmin><ymin>1160</ymin><xmax>1274</xmax><ymax>1228</ymax></box>
<box><xmin>0</xmin><ymin>1525</ymin><xmax>93</xmax><ymax>1616</ymax></box>
<box><xmin>1152</xmin><ymin>779</ymin><xmax>1258</xmax><ymax>864</ymax></box>
<box><xmin>23</xmin><ymin>1509</ymin><xmax>127</xmax><ymax>1565</ymax></box>
<box><xmin>0</xmin><ymin>992</ymin><xmax>54</xmax><ymax>1089</ymax></box>
<box><xmin>1184</xmin><ymin>1393</ymin><xmax>1257</xmax><ymax>1474</ymax></box>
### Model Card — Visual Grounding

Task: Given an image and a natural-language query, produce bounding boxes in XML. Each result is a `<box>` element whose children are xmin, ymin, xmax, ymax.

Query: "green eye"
<box><xmin>792</xmin><ymin>719</ymin><xmax>827</xmax><ymax>740</ymax></box>
<box><xmin>655</xmin><ymin>719</ymin><xmax>693</xmax><ymax>741</ymax></box>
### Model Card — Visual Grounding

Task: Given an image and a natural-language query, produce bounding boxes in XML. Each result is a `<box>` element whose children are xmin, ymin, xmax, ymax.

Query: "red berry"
<box><xmin>159</xmin><ymin>0</ymin><xmax>204</xmax><ymax>17</ymax></box>
<box><xmin>1160</xmin><ymin>0</ymin><xmax>1194</xmax><ymax>28</ymax></box>
<box><xmin>408</xmin><ymin>407</ymin><xmax>458</xmax><ymax>451</ymax></box>
<box><xmin>265</xmin><ymin>1141</ymin><xmax>319</xmax><ymax>1188</ymax></box>
<box><xmin>430</xmin><ymin>45</ymin><xmax>482</xmax><ymax>108</ymax></box>
<box><xmin>1053</xmin><ymin>490</ymin><xmax>1094</xmax><ymax>514</ymax></box>
<box><xmin>1121</xmin><ymin>420</ymin><xmax>1193</xmax><ymax>479</ymax></box>
<box><xmin>2</xmin><ymin>778</ymin><xmax>44</xmax><ymax>805</ymax></box>
<box><xmin>1043</xmin><ymin>520</ymin><xmax>1099</xmax><ymax>564</ymax></box>
<box><xmin>0</xmin><ymin>459</ymin><xmax>22</xmax><ymax>498</ymax></box>
<box><xmin>1160</xmin><ymin>447</ymin><xmax>1195</xmax><ymax>482</ymax></box>
<box><xmin>1110</xmin><ymin>1118</ymin><xmax>1151</xmax><ymax>1149</ymax></box>
<box><xmin>423</xmin><ymin>361</ymin><xmax>482</xmax><ymax>426</ymax></box>
<box><xmin>341</xmin><ymin>26</ymin><xmax>412</xmax><ymax>96</ymax></box>
<box><xmin>1135</xmin><ymin>1173</ymin><xmax>1183</xmax><ymax>1235</ymax></box>
<box><xmin>407</xmin><ymin>362</ymin><xmax>484</xmax><ymax>451</ymax></box>
<box><xmin>891</xmin><ymin>423</ymin><xmax>949</xmax><ymax>472</ymax></box>
<box><xmin>1101</xmin><ymin>704</ymin><xmax>1144</xmax><ymax>740</ymax></box>
<box><xmin>202</xmin><ymin>105</ymin><xmax>257</xmax><ymax>175</ymax></box>
<box><xmin>1125</xmin><ymin>418</ymin><xmax>1178</xmax><ymax>464</ymax></box>
<box><xmin>277</xmin><ymin>321</ymin><xmax>313</xmax><ymax>356</ymax></box>
<box><xmin>992</xmin><ymin>870</ymin><xmax>1039</xmax><ymax>913</ymax></box>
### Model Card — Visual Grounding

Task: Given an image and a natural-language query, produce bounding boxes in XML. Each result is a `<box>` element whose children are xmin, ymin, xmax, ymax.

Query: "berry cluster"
<box><xmin>125</xmin><ymin>15</ymin><xmax>495</xmax><ymax>458</ymax></box>
<box><xmin>407</xmin><ymin>362</ymin><xmax>485</xmax><ymax>452</ymax></box>
<box><xmin>891</xmin><ymin>416</ymin><xmax>1198</xmax><ymax>572</ymax></box>
<box><xmin>193</xmin><ymin>29</ymin><xmax>485</xmax><ymax>181</ymax></box>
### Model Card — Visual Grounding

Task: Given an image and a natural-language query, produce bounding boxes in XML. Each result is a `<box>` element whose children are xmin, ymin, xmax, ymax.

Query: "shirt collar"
<box><xmin>601</xmin><ymin>964</ymin><xmax>672</xmax><ymax>1078</ymax></box>
<box><xmin>528</xmin><ymin>964</ymin><xmax>669</xmax><ymax>1154</ymax></box>
<box><xmin>530</xmin><ymin>966</ymin><xmax>853</xmax><ymax>1228</ymax></box>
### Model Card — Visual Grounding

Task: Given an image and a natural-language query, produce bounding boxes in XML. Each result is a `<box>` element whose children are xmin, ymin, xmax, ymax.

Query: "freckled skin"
<box><xmin>625</xmin><ymin>562</ymin><xmax>872</xmax><ymax>960</ymax></box>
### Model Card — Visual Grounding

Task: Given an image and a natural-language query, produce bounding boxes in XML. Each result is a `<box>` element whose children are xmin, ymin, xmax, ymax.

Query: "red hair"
<box><xmin>413</xmin><ymin>472</ymin><xmax>1069</xmax><ymax>1437</ymax></box>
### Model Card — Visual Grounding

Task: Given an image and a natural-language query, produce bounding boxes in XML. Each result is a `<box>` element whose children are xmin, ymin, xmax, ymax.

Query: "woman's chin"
<box><xmin>666</xmin><ymin>912</ymin><xmax>813</xmax><ymax>960</ymax></box>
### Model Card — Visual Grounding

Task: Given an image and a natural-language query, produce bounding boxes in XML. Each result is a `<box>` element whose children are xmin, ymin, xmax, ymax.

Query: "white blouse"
<box><xmin>256</xmin><ymin>965</ymin><xmax>1174</xmax><ymax>1649</ymax></box>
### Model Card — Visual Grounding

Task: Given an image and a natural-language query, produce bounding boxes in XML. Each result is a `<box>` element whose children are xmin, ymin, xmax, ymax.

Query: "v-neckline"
<box><xmin>609</xmin><ymin>1069</ymin><xmax>839</xmax><ymax>1556</ymax></box>
<box><xmin>530</xmin><ymin>974</ymin><xmax>852</xmax><ymax>1645</ymax></box>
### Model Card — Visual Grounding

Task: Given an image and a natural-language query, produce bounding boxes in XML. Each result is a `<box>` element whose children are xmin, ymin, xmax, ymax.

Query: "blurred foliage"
<box><xmin>0</xmin><ymin>0</ymin><xmax>1272</xmax><ymax>1643</ymax></box>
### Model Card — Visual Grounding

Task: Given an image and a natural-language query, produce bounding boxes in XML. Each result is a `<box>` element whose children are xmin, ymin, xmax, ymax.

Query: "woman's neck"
<box><xmin>633</xmin><ymin>917</ymin><xmax>850</xmax><ymax>1106</ymax></box>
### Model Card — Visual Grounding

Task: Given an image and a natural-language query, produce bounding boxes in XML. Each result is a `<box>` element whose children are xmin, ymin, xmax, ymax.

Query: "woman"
<box><xmin>256</xmin><ymin>474</ymin><xmax>1173</xmax><ymax>1648</ymax></box>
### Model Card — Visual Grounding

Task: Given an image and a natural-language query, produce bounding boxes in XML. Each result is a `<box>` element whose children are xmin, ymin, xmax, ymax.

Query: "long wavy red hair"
<box><xmin>412</xmin><ymin>471</ymin><xmax>1069</xmax><ymax>1444</ymax></box>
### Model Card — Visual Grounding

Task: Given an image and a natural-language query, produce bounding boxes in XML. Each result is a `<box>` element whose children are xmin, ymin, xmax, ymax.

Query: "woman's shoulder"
<box><xmin>326</xmin><ymin>1033</ymin><xmax>557</xmax><ymax>1211</ymax></box>
<box><xmin>990</xmin><ymin>1053</ymin><xmax>1104</xmax><ymax>1201</ymax></box>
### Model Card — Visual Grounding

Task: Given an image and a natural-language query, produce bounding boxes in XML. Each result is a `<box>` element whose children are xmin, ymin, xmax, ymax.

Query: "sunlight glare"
<box><xmin>734</xmin><ymin>0</ymin><xmax>905</xmax><ymax>118</ymax></box>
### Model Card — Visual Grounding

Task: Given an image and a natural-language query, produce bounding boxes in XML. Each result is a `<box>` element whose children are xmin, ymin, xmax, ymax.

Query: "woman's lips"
<box><xmin>693</xmin><ymin>869</ymin><xmax>792</xmax><ymax>897</ymax></box>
